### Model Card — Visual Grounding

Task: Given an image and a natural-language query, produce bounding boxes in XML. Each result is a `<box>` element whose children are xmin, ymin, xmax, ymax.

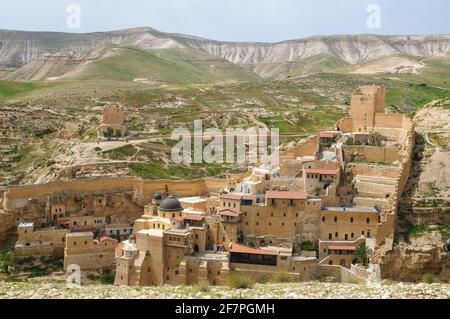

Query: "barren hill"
<box><xmin>1</xmin><ymin>27</ymin><xmax>449</xmax><ymax>78</ymax></box>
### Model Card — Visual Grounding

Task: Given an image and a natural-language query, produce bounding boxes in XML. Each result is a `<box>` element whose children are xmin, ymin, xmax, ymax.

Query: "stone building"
<box><xmin>14</xmin><ymin>222</ymin><xmax>68</xmax><ymax>258</ymax></box>
<box><xmin>100</xmin><ymin>104</ymin><xmax>127</xmax><ymax>138</ymax></box>
<box><xmin>64</xmin><ymin>232</ymin><xmax>118</xmax><ymax>271</ymax></box>
<box><xmin>114</xmin><ymin>195</ymin><xmax>218</xmax><ymax>286</ymax></box>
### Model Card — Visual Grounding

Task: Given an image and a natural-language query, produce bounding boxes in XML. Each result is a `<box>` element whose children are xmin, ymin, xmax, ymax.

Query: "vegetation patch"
<box><xmin>404</xmin><ymin>224</ymin><xmax>450</xmax><ymax>243</ymax></box>
<box><xmin>102</xmin><ymin>144</ymin><xmax>137</xmax><ymax>160</ymax></box>
<box><xmin>269</xmin><ymin>272</ymin><xmax>296</xmax><ymax>283</ymax></box>
<box><xmin>227</xmin><ymin>273</ymin><xmax>255</xmax><ymax>289</ymax></box>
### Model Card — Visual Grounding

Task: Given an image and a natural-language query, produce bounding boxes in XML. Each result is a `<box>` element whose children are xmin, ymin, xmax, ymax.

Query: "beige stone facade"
<box><xmin>64</xmin><ymin>232</ymin><xmax>118</xmax><ymax>271</ymax></box>
<box><xmin>14</xmin><ymin>222</ymin><xmax>68</xmax><ymax>258</ymax></box>
<box><xmin>100</xmin><ymin>104</ymin><xmax>127</xmax><ymax>137</ymax></box>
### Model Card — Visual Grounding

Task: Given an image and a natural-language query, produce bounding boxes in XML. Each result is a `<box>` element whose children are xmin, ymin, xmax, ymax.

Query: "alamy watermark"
<box><xmin>367</xmin><ymin>4</ymin><xmax>381</xmax><ymax>29</ymax></box>
<box><xmin>171</xmin><ymin>121</ymin><xmax>280</xmax><ymax>166</ymax></box>
<box><xmin>66</xmin><ymin>264</ymin><xmax>81</xmax><ymax>288</ymax></box>
<box><xmin>66</xmin><ymin>3</ymin><xmax>81</xmax><ymax>29</ymax></box>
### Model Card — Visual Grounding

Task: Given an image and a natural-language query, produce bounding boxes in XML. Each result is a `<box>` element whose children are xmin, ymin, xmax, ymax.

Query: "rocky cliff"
<box><xmin>374</xmin><ymin>232</ymin><xmax>450</xmax><ymax>281</ymax></box>
<box><xmin>1</xmin><ymin>27</ymin><xmax>449</xmax><ymax>71</ymax></box>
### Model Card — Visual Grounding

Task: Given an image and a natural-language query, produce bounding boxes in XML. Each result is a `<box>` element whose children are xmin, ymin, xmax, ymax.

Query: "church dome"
<box><xmin>153</xmin><ymin>192</ymin><xmax>163</xmax><ymax>200</ymax></box>
<box><xmin>159</xmin><ymin>196</ymin><xmax>182</xmax><ymax>212</ymax></box>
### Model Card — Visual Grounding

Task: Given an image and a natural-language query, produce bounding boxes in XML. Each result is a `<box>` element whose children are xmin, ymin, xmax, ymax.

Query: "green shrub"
<box><xmin>422</xmin><ymin>272</ymin><xmax>439</xmax><ymax>284</ymax></box>
<box><xmin>345</xmin><ymin>137</ymin><xmax>355</xmax><ymax>146</ymax></box>
<box><xmin>227</xmin><ymin>273</ymin><xmax>254</xmax><ymax>289</ymax></box>
<box><xmin>0</xmin><ymin>252</ymin><xmax>14</xmax><ymax>273</ymax></box>
<box><xmin>25</xmin><ymin>265</ymin><xmax>50</xmax><ymax>277</ymax></box>
<box><xmin>299</xmin><ymin>241</ymin><xmax>315</xmax><ymax>252</ymax></box>
<box><xmin>270</xmin><ymin>272</ymin><xmax>296</xmax><ymax>283</ymax></box>
<box><xmin>99</xmin><ymin>269</ymin><xmax>115</xmax><ymax>285</ymax></box>
<box><xmin>194</xmin><ymin>280</ymin><xmax>212</xmax><ymax>292</ymax></box>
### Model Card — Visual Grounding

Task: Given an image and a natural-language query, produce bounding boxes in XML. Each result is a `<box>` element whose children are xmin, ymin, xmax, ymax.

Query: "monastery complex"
<box><xmin>0</xmin><ymin>86</ymin><xmax>416</xmax><ymax>285</ymax></box>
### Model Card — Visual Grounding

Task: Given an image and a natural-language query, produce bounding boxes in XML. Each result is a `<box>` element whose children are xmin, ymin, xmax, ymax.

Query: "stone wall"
<box><xmin>342</xmin><ymin>146</ymin><xmax>402</xmax><ymax>163</ymax></box>
<box><xmin>0</xmin><ymin>176</ymin><xmax>242</xmax><ymax>242</ymax></box>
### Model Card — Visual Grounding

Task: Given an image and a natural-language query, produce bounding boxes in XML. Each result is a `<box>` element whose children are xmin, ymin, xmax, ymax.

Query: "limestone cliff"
<box><xmin>374</xmin><ymin>232</ymin><xmax>450</xmax><ymax>281</ymax></box>
<box><xmin>1</xmin><ymin>27</ymin><xmax>449</xmax><ymax>72</ymax></box>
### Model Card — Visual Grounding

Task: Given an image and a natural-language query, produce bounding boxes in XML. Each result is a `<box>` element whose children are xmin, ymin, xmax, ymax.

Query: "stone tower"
<box><xmin>100</xmin><ymin>104</ymin><xmax>127</xmax><ymax>138</ymax></box>
<box><xmin>350</xmin><ymin>86</ymin><xmax>385</xmax><ymax>132</ymax></box>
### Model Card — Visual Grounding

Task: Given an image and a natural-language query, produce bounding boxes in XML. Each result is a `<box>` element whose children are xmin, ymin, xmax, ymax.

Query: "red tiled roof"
<box><xmin>229</xmin><ymin>244</ymin><xmax>278</xmax><ymax>256</ymax></box>
<box><xmin>100</xmin><ymin>236</ymin><xmax>118</xmax><ymax>243</ymax></box>
<box><xmin>266</xmin><ymin>191</ymin><xmax>307</xmax><ymax>200</ymax></box>
<box><xmin>242</xmin><ymin>195</ymin><xmax>256</xmax><ymax>201</ymax></box>
<box><xmin>305</xmin><ymin>168</ymin><xmax>339</xmax><ymax>175</ymax></box>
<box><xmin>173</xmin><ymin>215</ymin><xmax>205</xmax><ymax>222</ymax></box>
<box><xmin>319</xmin><ymin>132</ymin><xmax>335</xmax><ymax>138</ymax></box>
<box><xmin>57</xmin><ymin>220</ymin><xmax>70</xmax><ymax>225</ymax></box>
<box><xmin>184</xmin><ymin>215</ymin><xmax>204</xmax><ymax>222</ymax></box>
<box><xmin>328</xmin><ymin>245</ymin><xmax>356</xmax><ymax>251</ymax></box>
<box><xmin>218</xmin><ymin>209</ymin><xmax>242</xmax><ymax>217</ymax></box>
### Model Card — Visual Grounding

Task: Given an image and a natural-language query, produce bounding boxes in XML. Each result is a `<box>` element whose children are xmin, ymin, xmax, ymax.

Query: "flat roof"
<box><xmin>106</xmin><ymin>223</ymin><xmax>132</xmax><ymax>229</ymax></box>
<box><xmin>266</xmin><ymin>191</ymin><xmax>307</xmax><ymax>200</ymax></box>
<box><xmin>138</xmin><ymin>229</ymin><xmax>164</xmax><ymax>237</ymax></box>
<box><xmin>179</xmin><ymin>197</ymin><xmax>207</xmax><ymax>204</ymax></box>
<box><xmin>305</xmin><ymin>168</ymin><xmax>339</xmax><ymax>175</ymax></box>
<box><xmin>220</xmin><ymin>193</ymin><xmax>242</xmax><ymax>200</ymax></box>
<box><xmin>322</xmin><ymin>206</ymin><xmax>379</xmax><ymax>213</ymax></box>
<box><xmin>328</xmin><ymin>245</ymin><xmax>357</xmax><ymax>251</ymax></box>
<box><xmin>165</xmin><ymin>228</ymin><xmax>190</xmax><ymax>235</ymax></box>
<box><xmin>67</xmin><ymin>232</ymin><xmax>93</xmax><ymax>237</ymax></box>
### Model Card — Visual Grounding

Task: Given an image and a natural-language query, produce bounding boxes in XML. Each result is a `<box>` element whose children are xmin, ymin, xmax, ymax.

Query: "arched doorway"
<box><xmin>194</xmin><ymin>244</ymin><xmax>200</xmax><ymax>253</ymax></box>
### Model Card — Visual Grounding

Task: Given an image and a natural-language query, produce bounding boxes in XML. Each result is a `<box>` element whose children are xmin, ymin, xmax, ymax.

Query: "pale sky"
<box><xmin>0</xmin><ymin>0</ymin><xmax>448</xmax><ymax>42</ymax></box>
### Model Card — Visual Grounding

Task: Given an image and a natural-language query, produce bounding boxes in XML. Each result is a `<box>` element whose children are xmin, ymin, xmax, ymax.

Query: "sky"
<box><xmin>0</xmin><ymin>0</ymin><xmax>448</xmax><ymax>42</ymax></box>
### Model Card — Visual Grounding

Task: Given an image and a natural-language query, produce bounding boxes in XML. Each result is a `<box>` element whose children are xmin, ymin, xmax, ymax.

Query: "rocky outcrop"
<box><xmin>374</xmin><ymin>232</ymin><xmax>449</xmax><ymax>282</ymax></box>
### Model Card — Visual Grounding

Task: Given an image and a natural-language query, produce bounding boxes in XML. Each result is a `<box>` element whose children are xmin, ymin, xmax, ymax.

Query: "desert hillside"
<box><xmin>1</xmin><ymin>28</ymin><xmax>449</xmax><ymax>79</ymax></box>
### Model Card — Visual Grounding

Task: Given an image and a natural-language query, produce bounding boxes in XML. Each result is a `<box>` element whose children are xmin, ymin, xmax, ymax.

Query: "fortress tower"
<box><xmin>350</xmin><ymin>86</ymin><xmax>385</xmax><ymax>133</ymax></box>
<box><xmin>100</xmin><ymin>104</ymin><xmax>127</xmax><ymax>138</ymax></box>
